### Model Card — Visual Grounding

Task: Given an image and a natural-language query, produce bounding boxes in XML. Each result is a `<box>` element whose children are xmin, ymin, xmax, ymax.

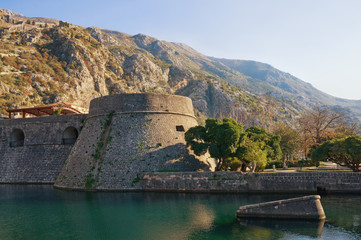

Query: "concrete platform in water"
<box><xmin>236</xmin><ymin>195</ymin><xmax>326</xmax><ymax>220</ymax></box>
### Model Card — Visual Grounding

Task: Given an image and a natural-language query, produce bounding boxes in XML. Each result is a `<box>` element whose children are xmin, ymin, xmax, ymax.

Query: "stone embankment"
<box><xmin>140</xmin><ymin>172</ymin><xmax>361</xmax><ymax>193</ymax></box>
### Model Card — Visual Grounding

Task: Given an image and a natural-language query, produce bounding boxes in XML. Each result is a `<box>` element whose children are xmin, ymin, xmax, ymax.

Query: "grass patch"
<box><xmin>85</xmin><ymin>173</ymin><xmax>95</xmax><ymax>189</ymax></box>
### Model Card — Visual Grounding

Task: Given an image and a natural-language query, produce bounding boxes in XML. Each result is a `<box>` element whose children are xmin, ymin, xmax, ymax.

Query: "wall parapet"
<box><xmin>89</xmin><ymin>93</ymin><xmax>195</xmax><ymax>117</ymax></box>
<box><xmin>139</xmin><ymin>172</ymin><xmax>361</xmax><ymax>193</ymax></box>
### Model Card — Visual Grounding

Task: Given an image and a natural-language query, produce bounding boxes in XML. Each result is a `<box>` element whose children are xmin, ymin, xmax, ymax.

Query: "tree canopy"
<box><xmin>185</xmin><ymin>118</ymin><xmax>244</xmax><ymax>171</ymax></box>
<box><xmin>235</xmin><ymin>126</ymin><xmax>282</xmax><ymax>172</ymax></box>
<box><xmin>185</xmin><ymin>118</ymin><xmax>281</xmax><ymax>172</ymax></box>
<box><xmin>274</xmin><ymin>123</ymin><xmax>302</xmax><ymax>168</ymax></box>
<box><xmin>311</xmin><ymin>136</ymin><xmax>361</xmax><ymax>172</ymax></box>
<box><xmin>298</xmin><ymin>105</ymin><xmax>357</xmax><ymax>159</ymax></box>
<box><xmin>245</xmin><ymin>126</ymin><xmax>282</xmax><ymax>161</ymax></box>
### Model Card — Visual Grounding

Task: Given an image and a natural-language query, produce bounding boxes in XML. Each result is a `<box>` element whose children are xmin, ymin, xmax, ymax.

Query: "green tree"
<box><xmin>311</xmin><ymin>136</ymin><xmax>361</xmax><ymax>172</ymax></box>
<box><xmin>236</xmin><ymin>137</ymin><xmax>268</xmax><ymax>172</ymax></box>
<box><xmin>222</xmin><ymin>157</ymin><xmax>242</xmax><ymax>171</ymax></box>
<box><xmin>185</xmin><ymin>118</ymin><xmax>282</xmax><ymax>172</ymax></box>
<box><xmin>185</xmin><ymin>118</ymin><xmax>244</xmax><ymax>171</ymax></box>
<box><xmin>274</xmin><ymin>123</ymin><xmax>302</xmax><ymax>168</ymax></box>
<box><xmin>245</xmin><ymin>126</ymin><xmax>282</xmax><ymax>161</ymax></box>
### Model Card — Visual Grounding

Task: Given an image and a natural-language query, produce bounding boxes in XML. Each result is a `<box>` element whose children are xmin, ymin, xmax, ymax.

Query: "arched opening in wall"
<box><xmin>10</xmin><ymin>129</ymin><xmax>24</xmax><ymax>147</ymax></box>
<box><xmin>176</xmin><ymin>125</ymin><xmax>185</xmax><ymax>132</ymax></box>
<box><xmin>62</xmin><ymin>127</ymin><xmax>78</xmax><ymax>145</ymax></box>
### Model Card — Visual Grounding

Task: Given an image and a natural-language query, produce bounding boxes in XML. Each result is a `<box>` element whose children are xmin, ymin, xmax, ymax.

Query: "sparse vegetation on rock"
<box><xmin>1</xmin><ymin>8</ymin><xmax>360</xmax><ymax>130</ymax></box>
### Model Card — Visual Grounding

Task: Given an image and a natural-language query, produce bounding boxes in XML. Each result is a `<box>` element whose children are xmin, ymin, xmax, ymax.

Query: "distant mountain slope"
<box><xmin>0</xmin><ymin>8</ymin><xmax>359</xmax><ymax>127</ymax></box>
<box><xmin>211</xmin><ymin>58</ymin><xmax>361</xmax><ymax>119</ymax></box>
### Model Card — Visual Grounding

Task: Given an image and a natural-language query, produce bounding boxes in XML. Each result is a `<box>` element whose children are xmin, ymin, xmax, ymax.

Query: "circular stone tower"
<box><xmin>55</xmin><ymin>94</ymin><xmax>215</xmax><ymax>190</ymax></box>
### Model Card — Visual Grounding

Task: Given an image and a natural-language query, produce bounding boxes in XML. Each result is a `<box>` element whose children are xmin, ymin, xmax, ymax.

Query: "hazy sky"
<box><xmin>2</xmin><ymin>0</ymin><xmax>361</xmax><ymax>100</ymax></box>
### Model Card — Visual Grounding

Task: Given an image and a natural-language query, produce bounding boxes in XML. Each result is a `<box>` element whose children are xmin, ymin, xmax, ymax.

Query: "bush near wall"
<box><xmin>265</xmin><ymin>160</ymin><xmax>313</xmax><ymax>169</ymax></box>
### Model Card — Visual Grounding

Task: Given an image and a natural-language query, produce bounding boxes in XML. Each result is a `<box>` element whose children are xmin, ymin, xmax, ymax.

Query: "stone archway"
<box><xmin>62</xmin><ymin>127</ymin><xmax>78</xmax><ymax>145</ymax></box>
<box><xmin>10</xmin><ymin>129</ymin><xmax>24</xmax><ymax>147</ymax></box>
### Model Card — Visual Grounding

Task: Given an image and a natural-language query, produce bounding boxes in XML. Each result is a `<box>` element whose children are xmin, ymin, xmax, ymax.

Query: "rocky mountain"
<box><xmin>0</xmin><ymin>9</ymin><xmax>360</xmax><ymax>128</ymax></box>
<box><xmin>211</xmin><ymin>58</ymin><xmax>361</xmax><ymax>116</ymax></box>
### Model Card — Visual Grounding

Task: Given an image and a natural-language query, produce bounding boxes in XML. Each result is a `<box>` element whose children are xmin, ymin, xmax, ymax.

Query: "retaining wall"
<box><xmin>140</xmin><ymin>172</ymin><xmax>361</xmax><ymax>193</ymax></box>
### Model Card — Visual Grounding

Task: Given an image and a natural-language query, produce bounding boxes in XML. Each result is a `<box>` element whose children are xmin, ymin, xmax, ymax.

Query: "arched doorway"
<box><xmin>62</xmin><ymin>127</ymin><xmax>78</xmax><ymax>145</ymax></box>
<box><xmin>10</xmin><ymin>129</ymin><xmax>24</xmax><ymax>147</ymax></box>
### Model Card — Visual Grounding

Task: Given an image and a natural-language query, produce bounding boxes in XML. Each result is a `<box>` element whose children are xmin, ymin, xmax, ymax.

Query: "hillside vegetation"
<box><xmin>0</xmin><ymin>9</ymin><xmax>360</xmax><ymax>128</ymax></box>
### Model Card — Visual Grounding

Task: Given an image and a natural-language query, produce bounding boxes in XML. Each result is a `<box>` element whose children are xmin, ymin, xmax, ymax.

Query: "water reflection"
<box><xmin>51</xmin><ymin>190</ymin><xmax>217</xmax><ymax>240</ymax></box>
<box><xmin>238</xmin><ymin>218</ymin><xmax>325</xmax><ymax>238</ymax></box>
<box><xmin>321</xmin><ymin>195</ymin><xmax>361</xmax><ymax>235</ymax></box>
<box><xmin>189</xmin><ymin>204</ymin><xmax>215</xmax><ymax>230</ymax></box>
<box><xmin>0</xmin><ymin>185</ymin><xmax>360</xmax><ymax>240</ymax></box>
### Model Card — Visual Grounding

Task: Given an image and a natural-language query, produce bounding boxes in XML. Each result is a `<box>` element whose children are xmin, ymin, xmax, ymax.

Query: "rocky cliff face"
<box><xmin>0</xmin><ymin>9</ymin><xmax>359</xmax><ymax>127</ymax></box>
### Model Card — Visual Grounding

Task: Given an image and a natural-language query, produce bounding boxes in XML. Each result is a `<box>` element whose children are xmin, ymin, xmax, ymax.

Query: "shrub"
<box><xmin>266</xmin><ymin>161</ymin><xmax>283</xmax><ymax>169</ymax></box>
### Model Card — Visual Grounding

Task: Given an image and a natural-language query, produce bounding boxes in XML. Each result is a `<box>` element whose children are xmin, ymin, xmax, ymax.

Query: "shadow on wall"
<box><xmin>139</xmin><ymin>143</ymin><xmax>212</xmax><ymax>172</ymax></box>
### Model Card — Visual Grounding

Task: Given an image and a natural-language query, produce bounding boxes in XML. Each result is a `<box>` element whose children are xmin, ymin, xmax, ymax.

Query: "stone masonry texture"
<box><xmin>54</xmin><ymin>94</ymin><xmax>216</xmax><ymax>190</ymax></box>
<box><xmin>0</xmin><ymin>114</ymin><xmax>85</xmax><ymax>183</ymax></box>
<box><xmin>140</xmin><ymin>172</ymin><xmax>361</xmax><ymax>193</ymax></box>
<box><xmin>1</xmin><ymin>93</ymin><xmax>360</xmax><ymax>193</ymax></box>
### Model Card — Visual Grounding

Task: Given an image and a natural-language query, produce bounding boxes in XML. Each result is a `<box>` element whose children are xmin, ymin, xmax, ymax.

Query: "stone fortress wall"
<box><xmin>0</xmin><ymin>114</ymin><xmax>86</xmax><ymax>183</ymax></box>
<box><xmin>0</xmin><ymin>93</ymin><xmax>360</xmax><ymax>193</ymax></box>
<box><xmin>54</xmin><ymin>94</ymin><xmax>216</xmax><ymax>190</ymax></box>
<box><xmin>140</xmin><ymin>172</ymin><xmax>361</xmax><ymax>193</ymax></box>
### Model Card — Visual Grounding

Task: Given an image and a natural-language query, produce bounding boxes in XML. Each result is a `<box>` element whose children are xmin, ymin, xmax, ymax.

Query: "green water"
<box><xmin>0</xmin><ymin>185</ymin><xmax>359</xmax><ymax>240</ymax></box>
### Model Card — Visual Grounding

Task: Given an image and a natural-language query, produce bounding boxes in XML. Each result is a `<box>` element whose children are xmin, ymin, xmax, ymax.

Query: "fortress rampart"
<box><xmin>88</xmin><ymin>94</ymin><xmax>196</xmax><ymax>117</ymax></box>
<box><xmin>54</xmin><ymin>94</ymin><xmax>215</xmax><ymax>190</ymax></box>
<box><xmin>0</xmin><ymin>114</ymin><xmax>85</xmax><ymax>183</ymax></box>
<box><xmin>1</xmin><ymin>93</ymin><xmax>360</xmax><ymax>193</ymax></box>
<box><xmin>0</xmin><ymin>94</ymin><xmax>215</xmax><ymax>188</ymax></box>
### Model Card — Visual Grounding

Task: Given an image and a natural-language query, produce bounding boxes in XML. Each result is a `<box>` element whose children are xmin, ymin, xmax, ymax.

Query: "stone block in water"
<box><xmin>236</xmin><ymin>195</ymin><xmax>326</xmax><ymax>220</ymax></box>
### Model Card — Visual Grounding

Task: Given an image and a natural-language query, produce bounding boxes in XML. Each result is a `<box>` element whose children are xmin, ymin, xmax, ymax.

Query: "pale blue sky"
<box><xmin>2</xmin><ymin>0</ymin><xmax>361</xmax><ymax>100</ymax></box>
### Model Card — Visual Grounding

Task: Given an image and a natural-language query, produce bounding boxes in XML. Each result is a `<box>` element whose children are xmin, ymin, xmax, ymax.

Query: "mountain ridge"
<box><xmin>0</xmin><ymin>8</ymin><xmax>360</xmax><ymax>127</ymax></box>
<box><xmin>209</xmin><ymin>57</ymin><xmax>361</xmax><ymax>116</ymax></box>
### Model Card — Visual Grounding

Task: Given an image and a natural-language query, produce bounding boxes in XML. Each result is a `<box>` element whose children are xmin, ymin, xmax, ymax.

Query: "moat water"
<box><xmin>0</xmin><ymin>185</ymin><xmax>359</xmax><ymax>240</ymax></box>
